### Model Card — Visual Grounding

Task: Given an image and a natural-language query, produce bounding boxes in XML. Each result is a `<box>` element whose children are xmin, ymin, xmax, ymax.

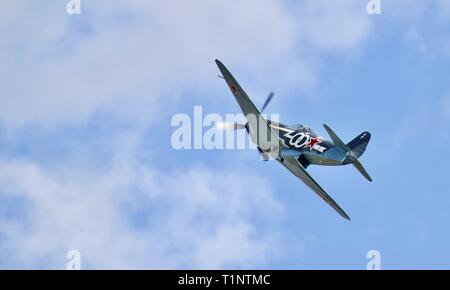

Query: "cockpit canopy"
<box><xmin>289</xmin><ymin>124</ymin><xmax>318</xmax><ymax>135</ymax></box>
<box><xmin>289</xmin><ymin>123</ymin><xmax>304</xmax><ymax>130</ymax></box>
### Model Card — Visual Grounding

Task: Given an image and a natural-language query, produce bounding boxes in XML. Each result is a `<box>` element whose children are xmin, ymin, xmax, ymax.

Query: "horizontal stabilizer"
<box><xmin>352</xmin><ymin>159</ymin><xmax>372</xmax><ymax>182</ymax></box>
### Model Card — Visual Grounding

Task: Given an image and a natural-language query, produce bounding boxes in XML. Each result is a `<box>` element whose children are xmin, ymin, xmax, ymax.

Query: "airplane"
<box><xmin>215</xmin><ymin>59</ymin><xmax>372</xmax><ymax>220</ymax></box>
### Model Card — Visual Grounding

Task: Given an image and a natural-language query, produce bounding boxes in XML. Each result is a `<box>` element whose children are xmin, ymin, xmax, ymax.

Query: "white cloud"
<box><xmin>0</xmin><ymin>0</ymin><xmax>373</xmax><ymax>129</ymax></box>
<box><xmin>296</xmin><ymin>0</ymin><xmax>371</xmax><ymax>51</ymax></box>
<box><xmin>0</xmin><ymin>131</ymin><xmax>283</xmax><ymax>269</ymax></box>
<box><xmin>383</xmin><ymin>0</ymin><xmax>450</xmax><ymax>58</ymax></box>
<box><xmin>0</xmin><ymin>0</ymin><xmax>374</xmax><ymax>268</ymax></box>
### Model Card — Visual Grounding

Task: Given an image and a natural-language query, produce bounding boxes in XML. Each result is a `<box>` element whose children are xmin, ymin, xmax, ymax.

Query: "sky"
<box><xmin>0</xmin><ymin>0</ymin><xmax>450</xmax><ymax>269</ymax></box>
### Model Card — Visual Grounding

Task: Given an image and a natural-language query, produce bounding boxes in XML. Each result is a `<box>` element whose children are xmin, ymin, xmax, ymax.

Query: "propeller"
<box><xmin>217</xmin><ymin>92</ymin><xmax>275</xmax><ymax>131</ymax></box>
<box><xmin>260</xmin><ymin>92</ymin><xmax>274</xmax><ymax>113</ymax></box>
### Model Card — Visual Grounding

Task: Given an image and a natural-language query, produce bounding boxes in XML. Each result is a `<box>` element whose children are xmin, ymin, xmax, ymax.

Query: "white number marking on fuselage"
<box><xmin>270</xmin><ymin>125</ymin><xmax>325</xmax><ymax>153</ymax></box>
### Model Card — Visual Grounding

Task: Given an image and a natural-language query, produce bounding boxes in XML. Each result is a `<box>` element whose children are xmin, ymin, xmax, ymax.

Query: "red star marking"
<box><xmin>306</xmin><ymin>137</ymin><xmax>321</xmax><ymax>150</ymax></box>
<box><xmin>230</xmin><ymin>84</ymin><xmax>237</xmax><ymax>93</ymax></box>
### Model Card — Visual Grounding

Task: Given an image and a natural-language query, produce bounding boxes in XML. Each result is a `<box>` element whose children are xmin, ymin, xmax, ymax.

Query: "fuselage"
<box><xmin>261</xmin><ymin>121</ymin><xmax>349</xmax><ymax>167</ymax></box>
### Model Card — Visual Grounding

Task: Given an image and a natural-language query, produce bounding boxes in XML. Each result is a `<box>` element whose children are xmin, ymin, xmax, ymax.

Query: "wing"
<box><xmin>279</xmin><ymin>155</ymin><xmax>351</xmax><ymax>220</ymax></box>
<box><xmin>216</xmin><ymin>59</ymin><xmax>282</xmax><ymax>157</ymax></box>
<box><xmin>216</xmin><ymin>59</ymin><xmax>261</xmax><ymax>119</ymax></box>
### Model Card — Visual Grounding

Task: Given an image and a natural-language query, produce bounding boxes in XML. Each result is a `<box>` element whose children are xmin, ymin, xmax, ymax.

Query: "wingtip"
<box><xmin>323</xmin><ymin>124</ymin><xmax>332</xmax><ymax>134</ymax></box>
<box><xmin>215</xmin><ymin>59</ymin><xmax>227</xmax><ymax>72</ymax></box>
<box><xmin>341</xmin><ymin>211</ymin><xmax>351</xmax><ymax>221</ymax></box>
<box><xmin>334</xmin><ymin>203</ymin><xmax>351</xmax><ymax>221</ymax></box>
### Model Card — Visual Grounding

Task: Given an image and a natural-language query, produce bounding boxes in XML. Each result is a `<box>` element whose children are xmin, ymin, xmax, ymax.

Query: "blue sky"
<box><xmin>1</xmin><ymin>0</ymin><xmax>450</xmax><ymax>269</ymax></box>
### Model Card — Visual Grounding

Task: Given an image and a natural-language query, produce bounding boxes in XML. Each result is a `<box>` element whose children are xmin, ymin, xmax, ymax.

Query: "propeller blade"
<box><xmin>260</xmin><ymin>92</ymin><xmax>274</xmax><ymax>113</ymax></box>
<box><xmin>257</xmin><ymin>147</ymin><xmax>270</xmax><ymax>161</ymax></box>
<box><xmin>216</xmin><ymin>122</ymin><xmax>246</xmax><ymax>130</ymax></box>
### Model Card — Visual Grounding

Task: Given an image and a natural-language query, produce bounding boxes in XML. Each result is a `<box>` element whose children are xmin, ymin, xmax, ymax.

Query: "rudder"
<box><xmin>347</xmin><ymin>131</ymin><xmax>371</xmax><ymax>159</ymax></box>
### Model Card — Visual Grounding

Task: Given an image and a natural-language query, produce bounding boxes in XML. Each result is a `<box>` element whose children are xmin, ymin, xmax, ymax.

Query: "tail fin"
<box><xmin>347</xmin><ymin>131</ymin><xmax>372</xmax><ymax>182</ymax></box>
<box><xmin>347</xmin><ymin>131</ymin><xmax>371</xmax><ymax>159</ymax></box>
<box><xmin>323</xmin><ymin>124</ymin><xmax>372</xmax><ymax>182</ymax></box>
